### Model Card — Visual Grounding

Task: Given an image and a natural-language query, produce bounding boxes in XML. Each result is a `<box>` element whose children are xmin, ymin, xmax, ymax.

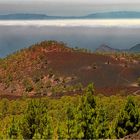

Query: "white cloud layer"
<box><xmin>0</xmin><ymin>19</ymin><xmax>140</xmax><ymax>28</ymax></box>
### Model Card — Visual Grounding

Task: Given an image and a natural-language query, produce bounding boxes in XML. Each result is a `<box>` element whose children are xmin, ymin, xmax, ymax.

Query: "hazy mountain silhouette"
<box><xmin>96</xmin><ymin>44</ymin><xmax>140</xmax><ymax>53</ymax></box>
<box><xmin>129</xmin><ymin>44</ymin><xmax>140</xmax><ymax>53</ymax></box>
<box><xmin>1</xmin><ymin>11</ymin><xmax>140</xmax><ymax>20</ymax></box>
<box><xmin>95</xmin><ymin>44</ymin><xmax>119</xmax><ymax>52</ymax></box>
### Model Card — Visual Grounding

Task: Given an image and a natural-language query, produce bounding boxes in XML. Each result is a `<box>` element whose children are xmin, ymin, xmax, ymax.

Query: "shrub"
<box><xmin>23</xmin><ymin>78</ymin><xmax>33</xmax><ymax>92</ymax></box>
<box><xmin>137</xmin><ymin>78</ymin><xmax>140</xmax><ymax>86</ymax></box>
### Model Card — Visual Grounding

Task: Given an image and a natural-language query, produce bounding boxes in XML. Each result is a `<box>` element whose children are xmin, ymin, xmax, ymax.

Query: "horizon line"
<box><xmin>1</xmin><ymin>10</ymin><xmax>140</xmax><ymax>17</ymax></box>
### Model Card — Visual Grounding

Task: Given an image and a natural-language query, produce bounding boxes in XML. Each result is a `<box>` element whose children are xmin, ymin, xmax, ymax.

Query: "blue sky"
<box><xmin>0</xmin><ymin>0</ymin><xmax>140</xmax><ymax>16</ymax></box>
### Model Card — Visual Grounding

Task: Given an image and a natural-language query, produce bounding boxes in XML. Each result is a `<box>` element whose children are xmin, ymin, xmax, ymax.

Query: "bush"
<box><xmin>137</xmin><ymin>78</ymin><xmax>140</xmax><ymax>86</ymax></box>
<box><xmin>23</xmin><ymin>78</ymin><xmax>33</xmax><ymax>92</ymax></box>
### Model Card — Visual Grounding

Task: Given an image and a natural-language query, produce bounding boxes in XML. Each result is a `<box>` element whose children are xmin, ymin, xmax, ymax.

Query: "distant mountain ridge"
<box><xmin>0</xmin><ymin>11</ymin><xmax>140</xmax><ymax>20</ymax></box>
<box><xmin>95</xmin><ymin>44</ymin><xmax>119</xmax><ymax>53</ymax></box>
<box><xmin>0</xmin><ymin>13</ymin><xmax>58</xmax><ymax>20</ymax></box>
<box><xmin>0</xmin><ymin>13</ymin><xmax>78</xmax><ymax>20</ymax></box>
<box><xmin>129</xmin><ymin>44</ymin><xmax>140</xmax><ymax>53</ymax></box>
<box><xmin>0</xmin><ymin>13</ymin><xmax>48</xmax><ymax>20</ymax></box>
<box><xmin>95</xmin><ymin>44</ymin><xmax>140</xmax><ymax>53</ymax></box>
<box><xmin>84</xmin><ymin>11</ymin><xmax>140</xmax><ymax>19</ymax></box>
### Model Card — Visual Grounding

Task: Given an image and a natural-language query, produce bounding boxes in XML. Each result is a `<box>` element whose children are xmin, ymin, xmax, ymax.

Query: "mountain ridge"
<box><xmin>129</xmin><ymin>44</ymin><xmax>140</xmax><ymax>53</ymax></box>
<box><xmin>95</xmin><ymin>43</ymin><xmax>140</xmax><ymax>53</ymax></box>
<box><xmin>1</xmin><ymin>11</ymin><xmax>140</xmax><ymax>20</ymax></box>
<box><xmin>95</xmin><ymin>44</ymin><xmax>120</xmax><ymax>53</ymax></box>
<box><xmin>84</xmin><ymin>11</ymin><xmax>140</xmax><ymax>19</ymax></box>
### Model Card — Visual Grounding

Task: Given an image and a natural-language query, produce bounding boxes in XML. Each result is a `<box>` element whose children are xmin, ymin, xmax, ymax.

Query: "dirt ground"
<box><xmin>124</xmin><ymin>131</ymin><xmax>140</xmax><ymax>139</ymax></box>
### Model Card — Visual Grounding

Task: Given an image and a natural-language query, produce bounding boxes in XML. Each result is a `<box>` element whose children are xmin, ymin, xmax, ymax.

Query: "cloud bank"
<box><xmin>0</xmin><ymin>19</ymin><xmax>140</xmax><ymax>28</ymax></box>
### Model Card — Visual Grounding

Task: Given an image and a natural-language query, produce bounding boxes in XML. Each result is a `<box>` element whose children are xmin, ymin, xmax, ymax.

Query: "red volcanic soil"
<box><xmin>95</xmin><ymin>86</ymin><xmax>140</xmax><ymax>96</ymax></box>
<box><xmin>46</xmin><ymin>51</ymin><xmax>140</xmax><ymax>88</ymax></box>
<box><xmin>0</xmin><ymin>90</ymin><xmax>83</xmax><ymax>100</ymax></box>
<box><xmin>0</xmin><ymin>86</ymin><xmax>140</xmax><ymax>100</ymax></box>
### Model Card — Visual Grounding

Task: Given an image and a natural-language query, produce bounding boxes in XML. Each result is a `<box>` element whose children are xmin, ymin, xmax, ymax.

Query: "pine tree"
<box><xmin>20</xmin><ymin>99</ymin><xmax>52</xmax><ymax>139</ymax></box>
<box><xmin>66</xmin><ymin>105</ymin><xmax>75</xmax><ymax>138</ymax></box>
<box><xmin>76</xmin><ymin>83</ymin><xmax>97</xmax><ymax>139</ymax></box>
<box><xmin>57</xmin><ymin>104</ymin><xmax>76</xmax><ymax>139</ymax></box>
<box><xmin>95</xmin><ymin>105</ymin><xmax>110</xmax><ymax>139</ymax></box>
<box><xmin>7</xmin><ymin>118</ymin><xmax>19</xmax><ymax>139</ymax></box>
<box><xmin>42</xmin><ymin>122</ymin><xmax>53</xmax><ymax>139</ymax></box>
<box><xmin>114</xmin><ymin>96</ymin><xmax>140</xmax><ymax>138</ymax></box>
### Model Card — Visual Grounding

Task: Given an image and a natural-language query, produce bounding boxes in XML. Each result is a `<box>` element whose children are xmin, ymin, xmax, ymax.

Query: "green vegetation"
<box><xmin>114</xmin><ymin>96</ymin><xmax>140</xmax><ymax>138</ymax></box>
<box><xmin>74</xmin><ymin>46</ymin><xmax>92</xmax><ymax>53</ymax></box>
<box><xmin>20</xmin><ymin>99</ymin><xmax>52</xmax><ymax>139</ymax></box>
<box><xmin>0</xmin><ymin>84</ymin><xmax>140</xmax><ymax>139</ymax></box>
<box><xmin>23</xmin><ymin>78</ymin><xmax>33</xmax><ymax>92</ymax></box>
<box><xmin>137</xmin><ymin>78</ymin><xmax>140</xmax><ymax>86</ymax></box>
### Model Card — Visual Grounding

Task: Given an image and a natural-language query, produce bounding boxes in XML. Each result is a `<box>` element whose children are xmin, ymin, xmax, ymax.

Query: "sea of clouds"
<box><xmin>0</xmin><ymin>19</ymin><xmax>140</xmax><ymax>28</ymax></box>
<box><xmin>0</xmin><ymin>19</ymin><xmax>140</xmax><ymax>57</ymax></box>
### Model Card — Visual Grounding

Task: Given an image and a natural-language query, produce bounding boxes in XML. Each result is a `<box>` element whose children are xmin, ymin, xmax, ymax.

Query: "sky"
<box><xmin>0</xmin><ymin>0</ymin><xmax>140</xmax><ymax>16</ymax></box>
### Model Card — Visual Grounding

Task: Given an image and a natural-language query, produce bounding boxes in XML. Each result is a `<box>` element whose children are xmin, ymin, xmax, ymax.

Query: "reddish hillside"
<box><xmin>45</xmin><ymin>51</ymin><xmax>140</xmax><ymax>87</ymax></box>
<box><xmin>0</xmin><ymin>40</ymin><xmax>140</xmax><ymax>98</ymax></box>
